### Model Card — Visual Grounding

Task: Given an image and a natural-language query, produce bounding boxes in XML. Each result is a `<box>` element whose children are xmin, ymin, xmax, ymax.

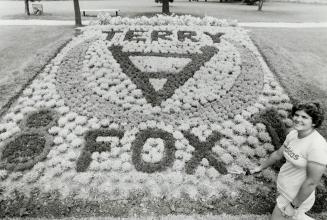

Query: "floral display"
<box><xmin>0</xmin><ymin>109</ymin><xmax>56</xmax><ymax>171</ymax></box>
<box><xmin>1</xmin><ymin>15</ymin><xmax>324</xmax><ymax>217</ymax></box>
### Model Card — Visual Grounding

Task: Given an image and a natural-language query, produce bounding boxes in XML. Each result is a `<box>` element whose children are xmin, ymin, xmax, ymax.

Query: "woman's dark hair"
<box><xmin>291</xmin><ymin>102</ymin><xmax>325</xmax><ymax>128</ymax></box>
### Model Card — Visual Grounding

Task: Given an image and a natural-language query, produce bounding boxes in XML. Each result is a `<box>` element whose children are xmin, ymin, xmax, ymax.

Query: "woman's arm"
<box><xmin>291</xmin><ymin>162</ymin><xmax>326</xmax><ymax>208</ymax></box>
<box><xmin>251</xmin><ymin>144</ymin><xmax>285</xmax><ymax>173</ymax></box>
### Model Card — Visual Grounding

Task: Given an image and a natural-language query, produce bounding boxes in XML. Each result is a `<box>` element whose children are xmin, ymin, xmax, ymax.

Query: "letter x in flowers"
<box><xmin>182</xmin><ymin>131</ymin><xmax>227</xmax><ymax>175</ymax></box>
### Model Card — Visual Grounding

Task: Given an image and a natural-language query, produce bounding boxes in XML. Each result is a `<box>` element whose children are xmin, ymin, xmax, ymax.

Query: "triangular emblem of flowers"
<box><xmin>110</xmin><ymin>46</ymin><xmax>218</xmax><ymax>106</ymax></box>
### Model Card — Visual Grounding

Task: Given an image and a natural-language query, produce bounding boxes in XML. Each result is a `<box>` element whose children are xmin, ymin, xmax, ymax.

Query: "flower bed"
<box><xmin>0</xmin><ymin>15</ymin><xmax>325</xmax><ymax>218</ymax></box>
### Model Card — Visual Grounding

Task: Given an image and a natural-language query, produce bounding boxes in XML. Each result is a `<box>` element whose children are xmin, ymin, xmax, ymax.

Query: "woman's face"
<box><xmin>293</xmin><ymin>110</ymin><xmax>315</xmax><ymax>132</ymax></box>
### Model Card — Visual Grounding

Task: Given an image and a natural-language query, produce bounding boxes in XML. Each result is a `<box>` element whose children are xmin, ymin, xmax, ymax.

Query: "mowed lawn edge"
<box><xmin>6</xmin><ymin>212</ymin><xmax>327</xmax><ymax>220</ymax></box>
<box><xmin>0</xmin><ymin>25</ymin><xmax>76</xmax><ymax>118</ymax></box>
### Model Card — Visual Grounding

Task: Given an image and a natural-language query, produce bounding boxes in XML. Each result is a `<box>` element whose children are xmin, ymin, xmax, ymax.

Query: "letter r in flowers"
<box><xmin>151</xmin><ymin>31</ymin><xmax>173</xmax><ymax>41</ymax></box>
<box><xmin>177</xmin><ymin>31</ymin><xmax>199</xmax><ymax>42</ymax></box>
<box><xmin>124</xmin><ymin>30</ymin><xmax>147</xmax><ymax>43</ymax></box>
<box><xmin>76</xmin><ymin>129</ymin><xmax>124</xmax><ymax>172</ymax></box>
<box><xmin>182</xmin><ymin>131</ymin><xmax>227</xmax><ymax>175</ymax></box>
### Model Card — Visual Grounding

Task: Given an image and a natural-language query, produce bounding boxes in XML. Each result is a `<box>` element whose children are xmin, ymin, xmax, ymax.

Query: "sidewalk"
<box><xmin>1</xmin><ymin>19</ymin><xmax>327</xmax><ymax>28</ymax></box>
<box><xmin>1</xmin><ymin>0</ymin><xmax>327</xmax><ymax>23</ymax></box>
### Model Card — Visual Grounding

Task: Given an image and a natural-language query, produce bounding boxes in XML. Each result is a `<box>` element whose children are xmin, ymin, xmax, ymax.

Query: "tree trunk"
<box><xmin>258</xmin><ymin>0</ymin><xmax>264</xmax><ymax>11</ymax></box>
<box><xmin>73</xmin><ymin>0</ymin><xmax>82</xmax><ymax>26</ymax></box>
<box><xmin>25</xmin><ymin>0</ymin><xmax>30</xmax><ymax>16</ymax></box>
<box><xmin>162</xmin><ymin>0</ymin><xmax>170</xmax><ymax>15</ymax></box>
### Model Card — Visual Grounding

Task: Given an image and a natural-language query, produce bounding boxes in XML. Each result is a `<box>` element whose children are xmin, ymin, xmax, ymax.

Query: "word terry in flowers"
<box><xmin>103</xmin><ymin>30</ymin><xmax>225</xmax><ymax>43</ymax></box>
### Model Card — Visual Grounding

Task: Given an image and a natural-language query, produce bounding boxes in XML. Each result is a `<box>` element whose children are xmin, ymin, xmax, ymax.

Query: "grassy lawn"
<box><xmin>0</xmin><ymin>25</ymin><xmax>76</xmax><ymax>117</ymax></box>
<box><xmin>9</xmin><ymin>213</ymin><xmax>327</xmax><ymax>220</ymax></box>
<box><xmin>249</xmin><ymin>28</ymin><xmax>327</xmax><ymax>138</ymax></box>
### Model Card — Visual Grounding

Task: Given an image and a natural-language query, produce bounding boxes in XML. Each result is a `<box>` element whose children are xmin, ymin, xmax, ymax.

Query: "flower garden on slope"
<box><xmin>0</xmin><ymin>15</ymin><xmax>326</xmax><ymax>217</ymax></box>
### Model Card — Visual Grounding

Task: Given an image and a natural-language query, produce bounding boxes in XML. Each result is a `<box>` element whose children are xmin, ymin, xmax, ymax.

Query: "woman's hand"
<box><xmin>250</xmin><ymin>165</ymin><xmax>262</xmax><ymax>174</ymax></box>
<box><xmin>283</xmin><ymin>203</ymin><xmax>297</xmax><ymax>218</ymax></box>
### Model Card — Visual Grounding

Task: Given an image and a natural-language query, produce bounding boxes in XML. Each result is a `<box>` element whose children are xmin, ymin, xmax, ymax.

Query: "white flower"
<box><xmin>66</xmin><ymin>133</ymin><xmax>77</xmax><ymax>142</ymax></box>
<box><xmin>109</xmin><ymin>123</ymin><xmax>119</xmax><ymax>130</ymax></box>
<box><xmin>74</xmin><ymin>125</ymin><xmax>86</xmax><ymax>136</ymax></box>
<box><xmin>183</xmin><ymin>185</ymin><xmax>198</xmax><ymax>200</ymax></box>
<box><xmin>206</xmin><ymin>167</ymin><xmax>220</xmax><ymax>179</ymax></box>
<box><xmin>23</xmin><ymin>88</ymin><xmax>33</xmax><ymax>96</ymax></box>
<box><xmin>173</xmin><ymin>131</ymin><xmax>184</xmax><ymax>140</ymax></box>
<box><xmin>164</xmin><ymin>125</ymin><xmax>174</xmax><ymax>133</ymax></box>
<box><xmin>58</xmin><ymin>128</ymin><xmax>70</xmax><ymax>138</ymax></box>
<box><xmin>10</xmin><ymin>172</ymin><xmax>23</xmax><ymax>181</ymax></box>
<box><xmin>178</xmin><ymin>123</ymin><xmax>190</xmax><ymax>131</ymax></box>
<box><xmin>57</xmin><ymin>143</ymin><xmax>68</xmax><ymax>153</ymax></box>
<box><xmin>75</xmin><ymin>116</ymin><xmax>88</xmax><ymax>125</ymax></box>
<box><xmin>21</xmin><ymin>106</ymin><xmax>37</xmax><ymax>115</ymax></box>
<box><xmin>55</xmin><ymin>99</ymin><xmax>65</xmax><ymax>107</ymax></box>
<box><xmin>73</xmin><ymin>173</ymin><xmax>93</xmax><ymax>185</ymax></box>
<box><xmin>91</xmin><ymin>152</ymin><xmax>100</xmax><ymax>161</ymax></box>
<box><xmin>111</xmin><ymin>160</ymin><xmax>122</xmax><ymax>171</ymax></box>
<box><xmin>89</xmin><ymin>160</ymin><xmax>101</xmax><ymax>171</ymax></box>
<box><xmin>146</xmin><ymin>120</ymin><xmax>157</xmax><ymax>128</ymax></box>
<box><xmin>119</xmin><ymin>152</ymin><xmax>130</xmax><ymax>162</ymax></box>
<box><xmin>121</xmin><ymin>162</ymin><xmax>133</xmax><ymax>172</ymax></box>
<box><xmin>212</xmin><ymin>144</ymin><xmax>226</xmax><ymax>155</ymax></box>
<box><xmin>71</xmin><ymin>138</ymin><xmax>83</xmax><ymax>148</ymax></box>
<box><xmin>58</xmin><ymin>117</ymin><xmax>68</xmax><ymax>127</ymax></box>
<box><xmin>24</xmin><ymin>170</ymin><xmax>41</xmax><ymax>183</ymax></box>
<box><xmin>201</xmin><ymin>158</ymin><xmax>209</xmax><ymax>167</ymax></box>
<box><xmin>57</xmin><ymin>106</ymin><xmax>70</xmax><ymax>115</ymax></box>
<box><xmin>91</xmin><ymin>123</ymin><xmax>101</xmax><ymax>130</ymax></box>
<box><xmin>48</xmin><ymin>126</ymin><xmax>60</xmax><ymax>135</ymax></box>
<box><xmin>195</xmin><ymin>166</ymin><xmax>206</xmax><ymax>178</ymax></box>
<box><xmin>0</xmin><ymin>169</ymin><xmax>8</xmax><ymax>180</ymax></box>
<box><xmin>141</xmin><ymin>138</ymin><xmax>165</xmax><ymax>163</ymax></box>
<box><xmin>53</xmin><ymin>136</ymin><xmax>64</xmax><ymax>145</ymax></box>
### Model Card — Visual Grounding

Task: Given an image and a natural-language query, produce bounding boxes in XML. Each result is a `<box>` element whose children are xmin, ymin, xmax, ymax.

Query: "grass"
<box><xmin>249</xmin><ymin>28</ymin><xmax>327</xmax><ymax>138</ymax></box>
<box><xmin>9</xmin><ymin>215</ymin><xmax>270</xmax><ymax>220</ymax></box>
<box><xmin>6</xmin><ymin>212</ymin><xmax>327</xmax><ymax>220</ymax></box>
<box><xmin>0</xmin><ymin>25</ymin><xmax>76</xmax><ymax>117</ymax></box>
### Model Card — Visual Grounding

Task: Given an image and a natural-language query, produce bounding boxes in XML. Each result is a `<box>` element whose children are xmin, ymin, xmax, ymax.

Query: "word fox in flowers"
<box><xmin>76</xmin><ymin>127</ymin><xmax>227</xmax><ymax>174</ymax></box>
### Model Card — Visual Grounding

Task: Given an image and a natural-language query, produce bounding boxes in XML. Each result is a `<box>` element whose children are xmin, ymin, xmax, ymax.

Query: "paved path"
<box><xmin>1</xmin><ymin>0</ymin><xmax>327</xmax><ymax>23</ymax></box>
<box><xmin>1</xmin><ymin>19</ymin><xmax>327</xmax><ymax>28</ymax></box>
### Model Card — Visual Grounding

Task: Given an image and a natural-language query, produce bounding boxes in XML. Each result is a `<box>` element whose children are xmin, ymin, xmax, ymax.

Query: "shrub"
<box><xmin>252</xmin><ymin>108</ymin><xmax>287</xmax><ymax>150</ymax></box>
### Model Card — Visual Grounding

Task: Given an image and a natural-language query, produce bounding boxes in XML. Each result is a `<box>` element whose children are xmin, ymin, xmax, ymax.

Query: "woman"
<box><xmin>251</xmin><ymin>102</ymin><xmax>327</xmax><ymax>220</ymax></box>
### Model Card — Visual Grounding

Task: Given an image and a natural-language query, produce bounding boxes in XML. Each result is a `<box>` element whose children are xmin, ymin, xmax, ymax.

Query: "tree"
<box><xmin>162</xmin><ymin>0</ymin><xmax>172</xmax><ymax>15</ymax></box>
<box><xmin>258</xmin><ymin>0</ymin><xmax>264</xmax><ymax>11</ymax></box>
<box><xmin>24</xmin><ymin>0</ymin><xmax>30</xmax><ymax>15</ymax></box>
<box><xmin>73</xmin><ymin>0</ymin><xmax>82</xmax><ymax>26</ymax></box>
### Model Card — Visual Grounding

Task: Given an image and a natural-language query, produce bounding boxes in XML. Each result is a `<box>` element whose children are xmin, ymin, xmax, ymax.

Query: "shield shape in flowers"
<box><xmin>110</xmin><ymin>45</ymin><xmax>218</xmax><ymax>106</ymax></box>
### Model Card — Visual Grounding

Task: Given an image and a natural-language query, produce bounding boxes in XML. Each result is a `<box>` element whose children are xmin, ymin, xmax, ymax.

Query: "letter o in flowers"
<box><xmin>132</xmin><ymin>128</ymin><xmax>176</xmax><ymax>173</ymax></box>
